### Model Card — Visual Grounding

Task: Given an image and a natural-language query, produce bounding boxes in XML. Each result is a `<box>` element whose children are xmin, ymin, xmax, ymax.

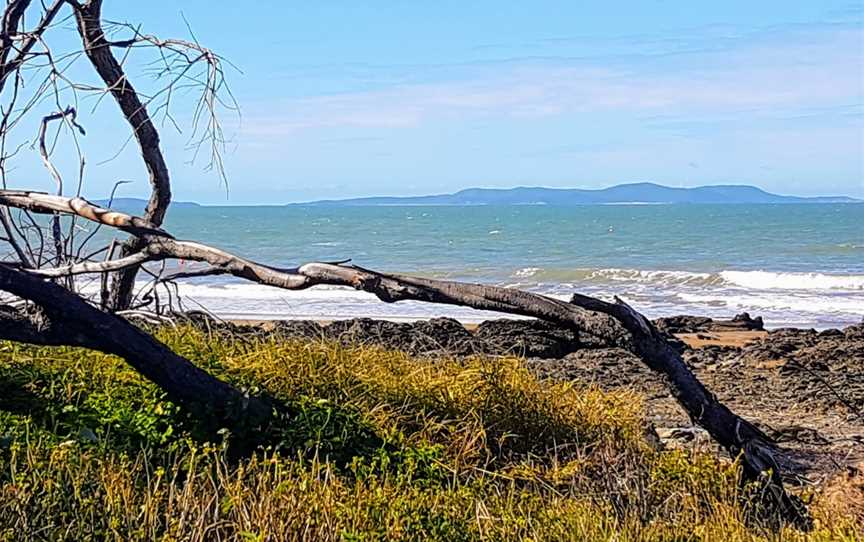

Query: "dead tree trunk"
<box><xmin>0</xmin><ymin>190</ymin><xmax>810</xmax><ymax>527</ymax></box>
<box><xmin>0</xmin><ymin>264</ymin><xmax>272</xmax><ymax>426</ymax></box>
<box><xmin>72</xmin><ymin>0</ymin><xmax>173</xmax><ymax>311</ymax></box>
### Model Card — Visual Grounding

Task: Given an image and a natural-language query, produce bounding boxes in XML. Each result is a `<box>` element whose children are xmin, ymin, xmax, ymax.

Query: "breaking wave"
<box><xmin>89</xmin><ymin>266</ymin><xmax>860</xmax><ymax>328</ymax></box>
<box><xmin>509</xmin><ymin>267</ymin><xmax>864</xmax><ymax>291</ymax></box>
<box><xmin>718</xmin><ymin>270</ymin><xmax>864</xmax><ymax>291</ymax></box>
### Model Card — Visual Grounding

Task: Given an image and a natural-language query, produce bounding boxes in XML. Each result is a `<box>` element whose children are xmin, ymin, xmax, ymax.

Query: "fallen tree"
<box><xmin>0</xmin><ymin>189</ymin><xmax>809</xmax><ymax>527</ymax></box>
<box><xmin>0</xmin><ymin>262</ymin><xmax>272</xmax><ymax>424</ymax></box>
<box><xmin>0</xmin><ymin>0</ymin><xmax>809</xmax><ymax>528</ymax></box>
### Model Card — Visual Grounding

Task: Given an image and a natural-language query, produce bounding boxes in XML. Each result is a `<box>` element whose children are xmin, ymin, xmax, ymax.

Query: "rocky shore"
<box><xmin>193</xmin><ymin>311</ymin><xmax>863</xmax><ymax>491</ymax></box>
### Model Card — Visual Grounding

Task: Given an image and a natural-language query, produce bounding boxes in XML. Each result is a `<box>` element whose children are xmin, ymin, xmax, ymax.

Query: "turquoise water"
<box><xmin>138</xmin><ymin>204</ymin><xmax>864</xmax><ymax>327</ymax></box>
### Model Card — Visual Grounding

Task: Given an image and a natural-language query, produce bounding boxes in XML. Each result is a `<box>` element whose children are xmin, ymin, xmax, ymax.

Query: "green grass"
<box><xmin>0</xmin><ymin>326</ymin><xmax>858</xmax><ymax>541</ymax></box>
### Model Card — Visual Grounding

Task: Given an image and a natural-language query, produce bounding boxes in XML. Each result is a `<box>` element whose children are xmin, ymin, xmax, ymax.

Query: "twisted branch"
<box><xmin>0</xmin><ymin>189</ymin><xmax>811</xmax><ymax>528</ymax></box>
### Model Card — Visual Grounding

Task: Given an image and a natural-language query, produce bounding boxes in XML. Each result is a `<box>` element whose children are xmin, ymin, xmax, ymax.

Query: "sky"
<box><xmin>6</xmin><ymin>1</ymin><xmax>864</xmax><ymax>204</ymax></box>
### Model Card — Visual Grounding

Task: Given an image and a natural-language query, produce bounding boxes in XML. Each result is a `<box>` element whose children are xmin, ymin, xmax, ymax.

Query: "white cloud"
<box><xmin>239</xmin><ymin>23</ymin><xmax>863</xmax><ymax>137</ymax></box>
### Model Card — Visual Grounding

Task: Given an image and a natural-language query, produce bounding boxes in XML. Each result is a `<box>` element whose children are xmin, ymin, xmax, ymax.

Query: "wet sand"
<box><xmin>676</xmin><ymin>330</ymin><xmax>768</xmax><ymax>348</ymax></box>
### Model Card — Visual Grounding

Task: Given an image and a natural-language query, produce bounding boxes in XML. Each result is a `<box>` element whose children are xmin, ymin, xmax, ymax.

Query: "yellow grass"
<box><xmin>0</xmin><ymin>326</ymin><xmax>858</xmax><ymax>540</ymax></box>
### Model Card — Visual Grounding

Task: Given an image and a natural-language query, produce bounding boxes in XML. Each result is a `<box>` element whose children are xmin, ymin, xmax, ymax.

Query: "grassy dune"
<box><xmin>0</xmin><ymin>326</ymin><xmax>858</xmax><ymax>541</ymax></box>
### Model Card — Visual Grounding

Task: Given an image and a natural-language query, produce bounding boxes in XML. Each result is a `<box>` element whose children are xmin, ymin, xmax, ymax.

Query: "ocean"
<box><xmin>134</xmin><ymin>202</ymin><xmax>864</xmax><ymax>329</ymax></box>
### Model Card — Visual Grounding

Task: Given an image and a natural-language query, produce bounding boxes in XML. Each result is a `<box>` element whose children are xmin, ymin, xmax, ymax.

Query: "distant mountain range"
<box><xmin>93</xmin><ymin>183</ymin><xmax>860</xmax><ymax>208</ymax></box>
<box><xmin>301</xmin><ymin>183</ymin><xmax>860</xmax><ymax>206</ymax></box>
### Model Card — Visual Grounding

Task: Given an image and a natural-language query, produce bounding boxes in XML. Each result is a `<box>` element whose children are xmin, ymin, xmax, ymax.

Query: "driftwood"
<box><xmin>0</xmin><ymin>190</ymin><xmax>809</xmax><ymax>526</ymax></box>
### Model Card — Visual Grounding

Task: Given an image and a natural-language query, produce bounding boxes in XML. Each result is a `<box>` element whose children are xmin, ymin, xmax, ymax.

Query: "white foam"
<box><xmin>506</xmin><ymin>267</ymin><xmax>864</xmax><ymax>292</ymax></box>
<box><xmin>515</xmin><ymin>267</ymin><xmax>720</xmax><ymax>287</ymax></box>
<box><xmin>677</xmin><ymin>292</ymin><xmax>864</xmax><ymax>315</ymax></box>
<box><xmin>513</xmin><ymin>267</ymin><xmax>541</xmax><ymax>278</ymax></box>
<box><xmin>583</xmin><ymin>268</ymin><xmax>716</xmax><ymax>285</ymax></box>
<box><xmin>174</xmin><ymin>282</ymin><xmax>376</xmax><ymax>301</ymax></box>
<box><xmin>719</xmin><ymin>270</ymin><xmax>864</xmax><ymax>291</ymax></box>
<box><xmin>60</xmin><ymin>266</ymin><xmax>861</xmax><ymax>329</ymax></box>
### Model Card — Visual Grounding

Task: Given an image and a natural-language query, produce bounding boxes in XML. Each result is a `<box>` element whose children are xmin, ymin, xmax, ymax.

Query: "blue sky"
<box><xmin>9</xmin><ymin>1</ymin><xmax>864</xmax><ymax>203</ymax></box>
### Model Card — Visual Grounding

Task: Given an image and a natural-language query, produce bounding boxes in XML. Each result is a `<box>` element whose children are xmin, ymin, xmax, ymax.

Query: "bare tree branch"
<box><xmin>71</xmin><ymin>0</ymin><xmax>172</xmax><ymax>309</ymax></box>
<box><xmin>0</xmin><ymin>263</ymin><xmax>271</xmax><ymax>422</ymax></box>
<box><xmin>0</xmin><ymin>188</ymin><xmax>809</xmax><ymax>527</ymax></box>
<box><xmin>0</xmin><ymin>0</ymin><xmax>65</xmax><ymax>94</ymax></box>
<box><xmin>158</xmin><ymin>265</ymin><xmax>229</xmax><ymax>282</ymax></box>
<box><xmin>0</xmin><ymin>2</ymin><xmax>810</xmax><ymax>522</ymax></box>
<box><xmin>24</xmin><ymin>248</ymin><xmax>154</xmax><ymax>276</ymax></box>
<box><xmin>0</xmin><ymin>190</ymin><xmax>169</xmax><ymax>237</ymax></box>
<box><xmin>36</xmin><ymin>106</ymin><xmax>84</xmax><ymax>267</ymax></box>
<box><xmin>0</xmin><ymin>206</ymin><xmax>31</xmax><ymax>266</ymax></box>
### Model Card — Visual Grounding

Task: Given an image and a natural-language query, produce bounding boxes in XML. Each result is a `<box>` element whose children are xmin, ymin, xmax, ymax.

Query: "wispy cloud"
<box><xmin>240</xmin><ymin>22</ymin><xmax>862</xmax><ymax>138</ymax></box>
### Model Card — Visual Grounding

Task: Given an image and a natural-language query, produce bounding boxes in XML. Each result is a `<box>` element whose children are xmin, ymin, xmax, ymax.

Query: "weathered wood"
<box><xmin>72</xmin><ymin>0</ymin><xmax>173</xmax><ymax>310</ymax></box>
<box><xmin>0</xmin><ymin>0</ymin><xmax>65</xmax><ymax>94</ymax></box>
<box><xmin>0</xmin><ymin>191</ymin><xmax>170</xmax><ymax>237</ymax></box>
<box><xmin>0</xmin><ymin>189</ymin><xmax>810</xmax><ymax>526</ymax></box>
<box><xmin>0</xmin><ymin>264</ymin><xmax>271</xmax><ymax>423</ymax></box>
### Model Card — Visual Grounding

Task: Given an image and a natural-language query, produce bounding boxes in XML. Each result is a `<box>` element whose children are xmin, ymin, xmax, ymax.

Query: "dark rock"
<box><xmin>407</xmin><ymin>317</ymin><xmax>475</xmax><ymax>354</ymax></box>
<box><xmin>653</xmin><ymin>315</ymin><xmax>713</xmax><ymax>334</ymax></box>
<box><xmin>321</xmin><ymin>317</ymin><xmax>474</xmax><ymax>356</ymax></box>
<box><xmin>730</xmin><ymin>312</ymin><xmax>764</xmax><ymax>330</ymax></box>
<box><xmin>772</xmin><ymin>327</ymin><xmax>818</xmax><ymax>336</ymax></box>
<box><xmin>738</xmin><ymin>325</ymin><xmax>864</xmax><ymax>412</ymax></box>
<box><xmin>526</xmin><ymin>347</ymin><xmax>657</xmax><ymax>390</ymax></box>
<box><xmin>683</xmin><ymin>345</ymin><xmax>739</xmax><ymax>367</ymax></box>
<box><xmin>653</xmin><ymin>313</ymin><xmax>764</xmax><ymax>334</ymax></box>
<box><xmin>770</xmin><ymin>425</ymin><xmax>830</xmax><ymax>445</ymax></box>
<box><xmin>709</xmin><ymin>312</ymin><xmax>764</xmax><ymax>331</ymax></box>
<box><xmin>474</xmin><ymin>319</ymin><xmax>580</xmax><ymax>359</ymax></box>
<box><xmin>663</xmin><ymin>334</ymin><xmax>688</xmax><ymax>353</ymax></box>
<box><xmin>845</xmin><ymin>323</ymin><xmax>864</xmax><ymax>340</ymax></box>
<box><xmin>271</xmin><ymin>320</ymin><xmax>325</xmax><ymax>340</ymax></box>
<box><xmin>178</xmin><ymin>310</ymin><xmax>224</xmax><ymax>328</ymax></box>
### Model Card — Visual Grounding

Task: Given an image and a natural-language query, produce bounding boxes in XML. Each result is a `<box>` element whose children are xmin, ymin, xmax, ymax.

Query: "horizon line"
<box><xmin>99</xmin><ymin>181</ymin><xmax>863</xmax><ymax>206</ymax></box>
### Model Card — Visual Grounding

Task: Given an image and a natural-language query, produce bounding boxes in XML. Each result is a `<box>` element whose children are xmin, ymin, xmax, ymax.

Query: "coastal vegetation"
<box><xmin>1</xmin><ymin>326</ymin><xmax>859</xmax><ymax>540</ymax></box>
<box><xmin>0</xmin><ymin>2</ymin><xmax>858</xmax><ymax>540</ymax></box>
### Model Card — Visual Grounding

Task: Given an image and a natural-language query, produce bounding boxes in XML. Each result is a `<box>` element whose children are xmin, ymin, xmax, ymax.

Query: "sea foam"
<box><xmin>719</xmin><ymin>270</ymin><xmax>864</xmax><ymax>291</ymax></box>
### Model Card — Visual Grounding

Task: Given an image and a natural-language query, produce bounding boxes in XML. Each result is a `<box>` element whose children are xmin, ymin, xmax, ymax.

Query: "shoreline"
<box><xmin>134</xmin><ymin>264</ymin><xmax>864</xmax><ymax>333</ymax></box>
<box><xmin>174</xmin><ymin>310</ymin><xmax>862</xmax><ymax>333</ymax></box>
<box><xmin>221</xmin><ymin>314</ymin><xmax>848</xmax><ymax>334</ymax></box>
<box><xmin>221</xmin><ymin>314</ymin><xmax>774</xmax><ymax>349</ymax></box>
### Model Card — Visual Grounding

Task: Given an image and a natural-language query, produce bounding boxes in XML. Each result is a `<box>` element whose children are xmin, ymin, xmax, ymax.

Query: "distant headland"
<box><xmin>97</xmin><ymin>183</ymin><xmax>861</xmax><ymax>208</ymax></box>
<box><xmin>299</xmin><ymin>182</ymin><xmax>860</xmax><ymax>206</ymax></box>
